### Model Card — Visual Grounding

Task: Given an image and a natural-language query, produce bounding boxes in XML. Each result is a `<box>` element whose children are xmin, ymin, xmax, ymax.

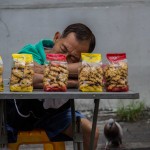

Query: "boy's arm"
<box><xmin>33</xmin><ymin>62</ymin><xmax>81</xmax><ymax>88</ymax></box>
<box><xmin>34</xmin><ymin>62</ymin><xmax>81</xmax><ymax>76</ymax></box>
<box><xmin>67</xmin><ymin>62</ymin><xmax>81</xmax><ymax>88</ymax></box>
<box><xmin>33</xmin><ymin>73</ymin><xmax>78</xmax><ymax>89</ymax></box>
<box><xmin>68</xmin><ymin>62</ymin><xmax>81</xmax><ymax>78</ymax></box>
<box><xmin>33</xmin><ymin>62</ymin><xmax>44</xmax><ymax>88</ymax></box>
<box><xmin>34</xmin><ymin>62</ymin><xmax>44</xmax><ymax>74</ymax></box>
<box><xmin>33</xmin><ymin>73</ymin><xmax>43</xmax><ymax>89</ymax></box>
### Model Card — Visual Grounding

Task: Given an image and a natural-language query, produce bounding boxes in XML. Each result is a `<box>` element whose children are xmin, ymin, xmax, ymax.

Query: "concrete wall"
<box><xmin>0</xmin><ymin>0</ymin><xmax>150</xmax><ymax>110</ymax></box>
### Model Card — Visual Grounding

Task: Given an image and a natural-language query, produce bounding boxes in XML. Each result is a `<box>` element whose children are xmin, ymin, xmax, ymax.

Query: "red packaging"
<box><xmin>104</xmin><ymin>53</ymin><xmax>129</xmax><ymax>92</ymax></box>
<box><xmin>43</xmin><ymin>54</ymin><xmax>68</xmax><ymax>92</ymax></box>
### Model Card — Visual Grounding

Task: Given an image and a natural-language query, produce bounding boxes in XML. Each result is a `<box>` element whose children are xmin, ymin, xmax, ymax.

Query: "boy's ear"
<box><xmin>53</xmin><ymin>32</ymin><xmax>61</xmax><ymax>42</ymax></box>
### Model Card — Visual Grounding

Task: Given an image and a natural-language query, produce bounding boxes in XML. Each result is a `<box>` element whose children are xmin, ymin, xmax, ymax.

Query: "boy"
<box><xmin>7</xmin><ymin>23</ymin><xmax>99</xmax><ymax>150</ymax></box>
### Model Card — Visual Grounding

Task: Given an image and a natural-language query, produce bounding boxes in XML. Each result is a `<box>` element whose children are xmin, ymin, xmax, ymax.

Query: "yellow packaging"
<box><xmin>10</xmin><ymin>54</ymin><xmax>34</xmax><ymax>92</ymax></box>
<box><xmin>0</xmin><ymin>56</ymin><xmax>4</xmax><ymax>91</ymax></box>
<box><xmin>79</xmin><ymin>53</ymin><xmax>103</xmax><ymax>92</ymax></box>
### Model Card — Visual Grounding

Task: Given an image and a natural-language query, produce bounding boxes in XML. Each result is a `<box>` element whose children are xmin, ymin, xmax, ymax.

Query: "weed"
<box><xmin>116</xmin><ymin>101</ymin><xmax>145</xmax><ymax>122</ymax></box>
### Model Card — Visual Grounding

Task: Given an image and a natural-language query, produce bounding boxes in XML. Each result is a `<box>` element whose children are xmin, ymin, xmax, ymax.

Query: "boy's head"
<box><xmin>61</xmin><ymin>23</ymin><xmax>95</xmax><ymax>53</ymax></box>
<box><xmin>49</xmin><ymin>23</ymin><xmax>96</xmax><ymax>63</ymax></box>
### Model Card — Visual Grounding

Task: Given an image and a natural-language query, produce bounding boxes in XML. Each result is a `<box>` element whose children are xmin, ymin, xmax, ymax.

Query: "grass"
<box><xmin>116</xmin><ymin>101</ymin><xmax>145</xmax><ymax>122</ymax></box>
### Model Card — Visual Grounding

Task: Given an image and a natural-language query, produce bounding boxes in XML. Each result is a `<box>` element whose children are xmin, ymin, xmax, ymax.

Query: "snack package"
<box><xmin>79</xmin><ymin>53</ymin><xmax>103</xmax><ymax>92</ymax></box>
<box><xmin>0</xmin><ymin>56</ymin><xmax>4</xmax><ymax>91</ymax></box>
<box><xmin>43</xmin><ymin>54</ymin><xmax>68</xmax><ymax>92</ymax></box>
<box><xmin>103</xmin><ymin>53</ymin><xmax>129</xmax><ymax>92</ymax></box>
<box><xmin>10</xmin><ymin>54</ymin><xmax>34</xmax><ymax>92</ymax></box>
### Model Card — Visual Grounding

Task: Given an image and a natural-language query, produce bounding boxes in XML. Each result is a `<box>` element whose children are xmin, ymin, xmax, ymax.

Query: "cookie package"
<box><xmin>43</xmin><ymin>54</ymin><xmax>68</xmax><ymax>92</ymax></box>
<box><xmin>103</xmin><ymin>53</ymin><xmax>129</xmax><ymax>92</ymax></box>
<box><xmin>10</xmin><ymin>54</ymin><xmax>34</xmax><ymax>92</ymax></box>
<box><xmin>79</xmin><ymin>53</ymin><xmax>103</xmax><ymax>92</ymax></box>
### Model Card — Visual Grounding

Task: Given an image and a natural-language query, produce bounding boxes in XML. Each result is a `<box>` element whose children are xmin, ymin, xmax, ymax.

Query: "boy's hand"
<box><xmin>34</xmin><ymin>62</ymin><xmax>44</xmax><ymax>74</ymax></box>
<box><xmin>67</xmin><ymin>79</ymin><xmax>78</xmax><ymax>88</ymax></box>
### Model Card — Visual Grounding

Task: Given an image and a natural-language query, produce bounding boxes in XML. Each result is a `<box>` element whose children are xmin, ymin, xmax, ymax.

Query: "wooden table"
<box><xmin>0</xmin><ymin>87</ymin><xmax>139</xmax><ymax>150</ymax></box>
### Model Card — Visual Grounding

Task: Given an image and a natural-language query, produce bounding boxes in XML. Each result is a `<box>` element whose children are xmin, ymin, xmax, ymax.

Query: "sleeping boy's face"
<box><xmin>46</xmin><ymin>32</ymin><xmax>90</xmax><ymax>63</ymax></box>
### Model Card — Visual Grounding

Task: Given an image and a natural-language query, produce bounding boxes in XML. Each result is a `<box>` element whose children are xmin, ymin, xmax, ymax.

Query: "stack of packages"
<box><xmin>43</xmin><ymin>54</ymin><xmax>68</xmax><ymax>92</ymax></box>
<box><xmin>103</xmin><ymin>53</ymin><xmax>129</xmax><ymax>92</ymax></box>
<box><xmin>79</xmin><ymin>53</ymin><xmax>103</xmax><ymax>92</ymax></box>
<box><xmin>0</xmin><ymin>56</ymin><xmax>4</xmax><ymax>91</ymax></box>
<box><xmin>10</xmin><ymin>54</ymin><xmax>34</xmax><ymax>92</ymax></box>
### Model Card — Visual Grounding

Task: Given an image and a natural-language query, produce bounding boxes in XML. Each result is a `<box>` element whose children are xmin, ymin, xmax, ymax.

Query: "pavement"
<box><xmin>16</xmin><ymin>110</ymin><xmax>150</xmax><ymax>150</ymax></box>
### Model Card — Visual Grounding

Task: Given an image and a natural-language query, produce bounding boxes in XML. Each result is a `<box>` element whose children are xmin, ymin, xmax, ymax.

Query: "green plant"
<box><xmin>116</xmin><ymin>101</ymin><xmax>145</xmax><ymax>122</ymax></box>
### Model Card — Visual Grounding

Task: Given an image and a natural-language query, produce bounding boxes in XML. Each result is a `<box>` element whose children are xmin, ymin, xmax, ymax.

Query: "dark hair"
<box><xmin>61</xmin><ymin>23</ymin><xmax>96</xmax><ymax>53</ymax></box>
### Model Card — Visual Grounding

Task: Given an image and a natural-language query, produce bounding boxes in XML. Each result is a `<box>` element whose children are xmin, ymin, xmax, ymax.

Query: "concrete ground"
<box><xmin>16</xmin><ymin>110</ymin><xmax>150</xmax><ymax>150</ymax></box>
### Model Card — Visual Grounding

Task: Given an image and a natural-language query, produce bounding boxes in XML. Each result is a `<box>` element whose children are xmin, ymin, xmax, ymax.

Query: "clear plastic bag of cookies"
<box><xmin>79</xmin><ymin>53</ymin><xmax>103</xmax><ymax>92</ymax></box>
<box><xmin>43</xmin><ymin>54</ymin><xmax>68</xmax><ymax>92</ymax></box>
<box><xmin>10</xmin><ymin>54</ymin><xmax>34</xmax><ymax>92</ymax></box>
<box><xmin>103</xmin><ymin>53</ymin><xmax>129</xmax><ymax>92</ymax></box>
<box><xmin>0</xmin><ymin>56</ymin><xmax>4</xmax><ymax>91</ymax></box>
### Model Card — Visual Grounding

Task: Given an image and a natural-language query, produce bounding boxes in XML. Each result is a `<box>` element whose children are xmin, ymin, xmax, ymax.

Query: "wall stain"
<box><xmin>0</xmin><ymin>11</ymin><xmax>10</xmax><ymax>37</ymax></box>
